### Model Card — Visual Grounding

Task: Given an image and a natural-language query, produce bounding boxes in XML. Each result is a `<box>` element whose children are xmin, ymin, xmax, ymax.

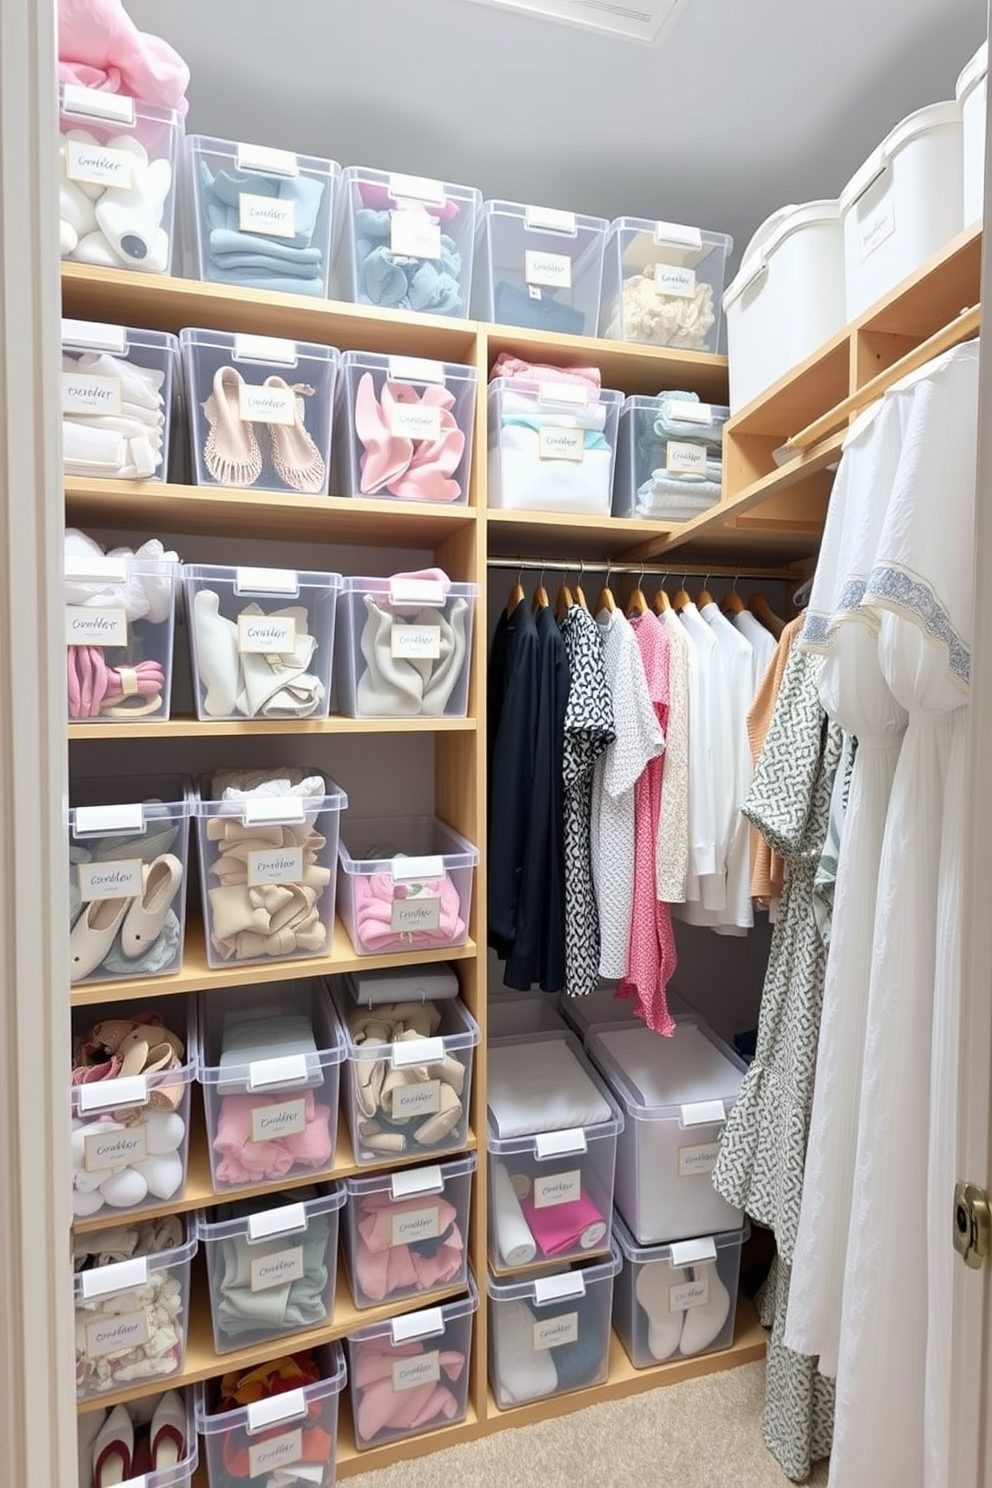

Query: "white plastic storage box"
<box><xmin>600</xmin><ymin>218</ymin><xmax>732</xmax><ymax>352</ymax></box>
<box><xmin>335</xmin><ymin>572</ymin><xmax>477</xmax><ymax>718</ymax></box>
<box><xmin>197</xmin><ymin>980</ymin><xmax>344</xmax><ymax>1191</ymax></box>
<box><xmin>184</xmin><ymin>135</ymin><xmax>339</xmax><ymax>297</ymax></box>
<box><xmin>612</xmin><ymin>1211</ymin><xmax>748</xmax><ymax>1368</ymax></box>
<box><xmin>179</xmin><ymin>328</ymin><xmax>339</xmax><ymax>495</ymax></box>
<box><xmin>65</xmin><ymin>544</ymin><xmax>180</xmax><ymax>724</ymax></box>
<box><xmin>586</xmin><ymin>1018</ymin><xmax>746</xmax><ymax>1244</ymax></box>
<box><xmin>342</xmin><ymin>1154</ymin><xmax>477</xmax><ymax>1309</ymax></box>
<box><xmin>336</xmin><ymin>815</ymin><xmax>478</xmax><ymax>957</ymax></box>
<box><xmin>487</xmin><ymin>990</ymin><xmax>565</xmax><ymax>1040</ymax></box>
<box><xmin>613</xmin><ymin>394</ymin><xmax>728</xmax><ymax>521</ymax></box>
<box><xmin>331</xmin><ymin>978</ymin><xmax>479</xmax><ymax>1167</ymax></box>
<box><xmin>62</xmin><ymin>319</ymin><xmax>179</xmax><ymax>482</ymax></box>
<box><xmin>474</xmin><ymin>200</ymin><xmax>608</xmax><ymax>336</ymax></box>
<box><xmin>487</xmin><ymin>1032</ymin><xmax>622</xmax><ymax>1272</ymax></box>
<box><xmin>196</xmin><ymin>1341</ymin><xmax>345</xmax><ymax>1488</ymax></box>
<box><xmin>76</xmin><ymin>1388</ymin><xmax>199</xmax><ymax>1488</ymax></box>
<box><xmin>68</xmin><ymin>776</ymin><xmax>191</xmax><ymax>985</ymax></box>
<box><xmin>839</xmin><ymin>101</ymin><xmax>964</xmax><ymax>321</ymax></box>
<box><xmin>333</xmin><ymin>167</ymin><xmax>481</xmax><ymax>318</ymax></box>
<box><xmin>487</xmin><ymin>1243</ymin><xmax>620</xmax><ymax>1410</ymax></box>
<box><xmin>74</xmin><ymin>1220</ymin><xmax>196</xmax><ymax>1402</ymax></box>
<box><xmin>345</xmin><ymin>1279</ymin><xmax>477</xmax><ymax>1450</ymax></box>
<box><xmin>70</xmin><ymin>995</ymin><xmax>195</xmax><ymax>1221</ymax></box>
<box><xmin>488</xmin><ymin>376</ymin><xmax>622</xmax><ymax>515</ymax></box>
<box><xmin>723</xmin><ymin>200</ymin><xmax>846</xmax><ymax>413</ymax></box>
<box><xmin>182</xmin><ymin>564</ymin><xmax>342</xmax><ymax>722</ymax></box>
<box><xmin>192</xmin><ymin>770</ymin><xmax>347</xmax><ymax>969</ymax></box>
<box><xmin>957</xmin><ymin>42</ymin><xmax>988</xmax><ymax>225</ymax></box>
<box><xmin>335</xmin><ymin>351</ymin><xmax>477</xmax><ymax>503</ymax></box>
<box><xmin>197</xmin><ymin>1184</ymin><xmax>345</xmax><ymax>1354</ymax></box>
<box><xmin>59</xmin><ymin>83</ymin><xmax>181</xmax><ymax>274</ymax></box>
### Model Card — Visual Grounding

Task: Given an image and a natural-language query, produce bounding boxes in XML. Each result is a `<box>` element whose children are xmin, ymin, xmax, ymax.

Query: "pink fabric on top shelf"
<box><xmin>490</xmin><ymin>353</ymin><xmax>602</xmax><ymax>390</ymax></box>
<box><xmin>58</xmin><ymin>0</ymin><xmax>190</xmax><ymax>114</ymax></box>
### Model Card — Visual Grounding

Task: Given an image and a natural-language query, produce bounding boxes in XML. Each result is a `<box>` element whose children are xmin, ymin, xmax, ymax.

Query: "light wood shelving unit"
<box><xmin>66</xmin><ymin>229</ymin><xmax>979</xmax><ymax>1478</ymax></box>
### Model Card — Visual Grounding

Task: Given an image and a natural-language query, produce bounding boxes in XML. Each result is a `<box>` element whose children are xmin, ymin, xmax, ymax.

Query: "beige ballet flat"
<box><xmin>263</xmin><ymin>377</ymin><xmax>325</xmax><ymax>493</ymax></box>
<box><xmin>202</xmin><ymin>366</ymin><xmax>263</xmax><ymax>488</ymax></box>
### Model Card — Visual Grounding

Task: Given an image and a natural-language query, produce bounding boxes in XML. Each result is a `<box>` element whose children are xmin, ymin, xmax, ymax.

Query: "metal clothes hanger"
<box><xmin>574</xmin><ymin>559</ymin><xmax>588</xmax><ymax>611</ymax></box>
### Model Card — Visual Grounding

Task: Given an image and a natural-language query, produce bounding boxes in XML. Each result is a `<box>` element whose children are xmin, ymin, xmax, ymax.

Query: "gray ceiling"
<box><xmin>127</xmin><ymin>0</ymin><xmax>987</xmax><ymax>270</ymax></box>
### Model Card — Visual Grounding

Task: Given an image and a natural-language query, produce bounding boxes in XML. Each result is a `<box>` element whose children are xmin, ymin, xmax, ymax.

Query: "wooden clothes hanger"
<box><xmin>748</xmin><ymin>591</ymin><xmax>785</xmax><ymax>638</ymax></box>
<box><xmin>722</xmin><ymin>577</ymin><xmax>745</xmax><ymax>615</ymax></box>
<box><xmin>505</xmin><ymin>566</ymin><xmax>525</xmax><ymax>616</ymax></box>
<box><xmin>595</xmin><ymin>564</ymin><xmax>616</xmax><ymax>615</ymax></box>
<box><xmin>627</xmin><ymin>574</ymin><xmax>648</xmax><ymax>617</ymax></box>
<box><xmin>532</xmin><ymin>566</ymin><xmax>549</xmax><ymax>611</ymax></box>
<box><xmin>554</xmin><ymin>572</ymin><xmax>574</xmax><ymax>620</ymax></box>
<box><xmin>673</xmin><ymin>574</ymin><xmax>692</xmax><ymax>611</ymax></box>
<box><xmin>653</xmin><ymin>583</ymin><xmax>671</xmax><ymax>613</ymax></box>
<box><xmin>574</xmin><ymin>563</ymin><xmax>588</xmax><ymax>611</ymax></box>
<box><xmin>696</xmin><ymin>574</ymin><xmax>714</xmax><ymax>608</ymax></box>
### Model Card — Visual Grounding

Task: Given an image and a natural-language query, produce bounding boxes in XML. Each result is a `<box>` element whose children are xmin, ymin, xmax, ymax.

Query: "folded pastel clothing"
<box><xmin>489</xmin><ymin>424</ymin><xmax>613</xmax><ymax>515</ymax></box>
<box><xmin>354</xmin><ymin>373</ymin><xmax>466</xmax><ymax>501</ymax></box>
<box><xmin>604</xmin><ymin>267</ymin><xmax>716</xmax><ymax>349</ymax></box>
<box><xmin>353</xmin><ymin>1189</ymin><xmax>464</xmax><ymax>1303</ymax></box>
<box><xmin>353</xmin><ymin>863</ymin><xmax>466</xmax><ymax>952</ymax></box>
<box><xmin>491</xmin><ymin>1289</ymin><xmax>605</xmax><ymax>1405</ymax></box>
<box><xmin>519</xmin><ymin>1190</ymin><xmax>608</xmax><ymax>1258</ymax></box>
<box><xmin>493</xmin><ymin>279</ymin><xmax>585</xmax><ymax>336</ymax></box>
<box><xmin>635</xmin><ymin>476</ymin><xmax>722</xmax><ymax>520</ymax></box>
<box><xmin>355</xmin><ymin>209</ymin><xmax>464</xmax><ymax>315</ymax></box>
<box><xmin>62</xmin><ymin>354</ymin><xmax>166</xmax><ymax>479</ymax></box>
<box><xmin>217</xmin><ymin>1013</ymin><xmax>322</xmax><ymax>1091</ymax></box>
<box><xmin>192</xmin><ymin>591</ymin><xmax>326</xmax><ymax>720</ymax></box>
<box><xmin>492</xmin><ymin>1161</ymin><xmax>537</xmax><ymax>1268</ymax></box>
<box><xmin>490</xmin><ymin>353</ymin><xmax>601</xmax><ymax>391</ymax></box>
<box><xmin>350</xmin><ymin>1337</ymin><xmax>466</xmax><ymax>1443</ymax></box>
<box><xmin>210</xmin><ymin>1191</ymin><xmax>332</xmax><ymax>1341</ymax></box>
<box><xmin>356</xmin><ymin>594</ymin><xmax>469</xmax><ymax>718</ymax></box>
<box><xmin>197</xmin><ymin>163</ymin><xmax>326</xmax><ymax>295</ymax></box>
<box><xmin>58</xmin><ymin>0</ymin><xmax>190</xmax><ymax>114</ymax></box>
<box><xmin>649</xmin><ymin>391</ymin><xmax>727</xmax><ymax>447</ymax></box>
<box><xmin>499</xmin><ymin>389</ymin><xmax>608</xmax><ymax>432</ymax></box>
<box><xmin>487</xmin><ymin>1038</ymin><xmax>611</xmax><ymax>1138</ymax></box>
<box><xmin>212</xmin><ymin>1090</ymin><xmax>334</xmax><ymax>1186</ymax></box>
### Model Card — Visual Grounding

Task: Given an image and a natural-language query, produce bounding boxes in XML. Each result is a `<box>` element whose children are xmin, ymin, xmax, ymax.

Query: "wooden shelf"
<box><xmin>65</xmin><ymin>476</ymin><xmax>476</xmax><ymax>547</ymax></box>
<box><xmin>486</xmin><ymin>507</ymin><xmax>672</xmax><ymax>563</ymax></box>
<box><xmin>68</xmin><ymin>714</ymin><xmax>477</xmax><ymax>741</ymax></box>
<box><xmin>485</xmin><ymin>323</ymin><xmax>729</xmax><ymax>402</ymax></box>
<box><xmin>70</xmin><ymin>916</ymin><xmax>478</xmax><ymax>1006</ymax></box>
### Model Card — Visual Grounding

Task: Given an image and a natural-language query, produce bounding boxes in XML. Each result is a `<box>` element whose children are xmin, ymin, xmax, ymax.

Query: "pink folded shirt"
<box><xmin>355</xmin><ymin>1191</ymin><xmax>463</xmax><ymax>1301</ymax></box>
<box><xmin>352</xmin><ymin>1338</ymin><xmax>465</xmax><ymax>1441</ymax></box>
<box><xmin>354</xmin><ymin>870</ymin><xmax>465</xmax><ymax>952</ymax></box>
<box><xmin>520</xmin><ymin>1189</ymin><xmax>608</xmax><ymax>1257</ymax></box>
<box><xmin>212</xmin><ymin>1090</ymin><xmax>334</xmax><ymax>1185</ymax></box>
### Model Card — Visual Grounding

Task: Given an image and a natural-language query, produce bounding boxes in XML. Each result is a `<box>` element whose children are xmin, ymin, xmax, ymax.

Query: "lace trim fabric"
<box><xmin>864</xmin><ymin>561</ymin><xmax>971</xmax><ymax>690</ymax></box>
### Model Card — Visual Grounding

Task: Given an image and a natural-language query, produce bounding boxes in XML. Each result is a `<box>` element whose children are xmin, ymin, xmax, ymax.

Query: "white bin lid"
<box><xmin>840</xmin><ymin>100</ymin><xmax>963</xmax><ymax>214</ymax></box>
<box><xmin>588</xmin><ymin>1020</ymin><xmax>744</xmax><ymax>1122</ymax></box>
<box><xmin>956</xmin><ymin>41</ymin><xmax>988</xmax><ymax>106</ymax></box>
<box><xmin>724</xmin><ymin>199</ymin><xmax>840</xmax><ymax>311</ymax></box>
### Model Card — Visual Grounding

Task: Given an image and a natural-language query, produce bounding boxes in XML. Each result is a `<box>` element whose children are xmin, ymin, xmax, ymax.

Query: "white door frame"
<box><xmin>0</xmin><ymin>0</ymin><xmax>77</xmax><ymax>1484</ymax></box>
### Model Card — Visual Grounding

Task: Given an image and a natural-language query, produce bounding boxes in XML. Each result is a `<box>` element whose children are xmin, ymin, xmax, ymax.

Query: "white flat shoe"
<box><xmin>149</xmin><ymin>1389</ymin><xmax>186</xmax><ymax>1470</ymax></box>
<box><xmin>120</xmin><ymin>853</ymin><xmax>183</xmax><ymax>958</ymax></box>
<box><xmin>679</xmin><ymin>1259</ymin><xmax>731</xmax><ymax>1355</ymax></box>
<box><xmin>635</xmin><ymin>1261</ymin><xmax>687</xmax><ymax>1363</ymax></box>
<box><xmin>91</xmin><ymin>1402</ymin><xmax>133</xmax><ymax>1486</ymax></box>
<box><xmin>69</xmin><ymin>896</ymin><xmax>130</xmax><ymax>982</ymax></box>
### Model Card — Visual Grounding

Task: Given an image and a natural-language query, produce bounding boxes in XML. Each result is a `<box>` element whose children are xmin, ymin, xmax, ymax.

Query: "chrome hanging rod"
<box><xmin>486</xmin><ymin>556</ymin><xmax>794</xmax><ymax>581</ymax></box>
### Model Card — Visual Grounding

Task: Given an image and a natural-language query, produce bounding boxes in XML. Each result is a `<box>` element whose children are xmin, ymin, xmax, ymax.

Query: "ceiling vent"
<box><xmin>460</xmin><ymin>0</ymin><xmax>683</xmax><ymax>44</ymax></box>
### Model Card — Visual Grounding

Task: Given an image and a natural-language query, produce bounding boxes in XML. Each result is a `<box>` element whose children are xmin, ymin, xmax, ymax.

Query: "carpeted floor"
<box><xmin>351</xmin><ymin>1362</ymin><xmax>830</xmax><ymax>1488</ymax></box>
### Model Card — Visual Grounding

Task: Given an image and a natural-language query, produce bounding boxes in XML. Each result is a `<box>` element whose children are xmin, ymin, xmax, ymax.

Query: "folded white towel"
<box><xmin>488</xmin><ymin>1038</ymin><xmax>611</xmax><ymax>1138</ymax></box>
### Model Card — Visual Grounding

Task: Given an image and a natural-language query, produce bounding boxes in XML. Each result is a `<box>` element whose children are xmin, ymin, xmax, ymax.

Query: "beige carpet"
<box><xmin>351</xmin><ymin>1363</ymin><xmax>830</xmax><ymax>1488</ymax></box>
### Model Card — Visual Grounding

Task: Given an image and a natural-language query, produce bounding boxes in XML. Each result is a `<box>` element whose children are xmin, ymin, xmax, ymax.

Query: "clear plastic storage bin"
<box><xmin>474</xmin><ymin>201</ymin><xmax>608</xmax><ymax>336</ymax></box>
<box><xmin>180</xmin><ymin>328</ymin><xmax>339</xmax><ymax>495</ymax></box>
<box><xmin>487</xmin><ymin>1032</ymin><xmax>622</xmax><ymax>1272</ymax></box>
<box><xmin>65</xmin><ymin>544</ymin><xmax>180</xmax><ymax>724</ymax></box>
<box><xmin>586</xmin><ymin>1018</ymin><xmax>746</xmax><ymax>1244</ymax></box>
<box><xmin>600</xmin><ymin>218</ymin><xmax>733</xmax><ymax>351</ymax></box>
<box><xmin>182</xmin><ymin>564</ymin><xmax>342</xmax><ymax>722</ymax></box>
<box><xmin>70</xmin><ymin>995</ymin><xmax>195</xmax><ymax>1221</ymax></box>
<box><xmin>488</xmin><ymin>990</ymin><xmax>565</xmax><ymax>1040</ymax></box>
<box><xmin>345</xmin><ymin>1280</ymin><xmax>477</xmax><ymax>1449</ymax></box>
<box><xmin>198</xmin><ymin>980</ymin><xmax>344</xmax><ymax>1191</ymax></box>
<box><xmin>612</xmin><ymin>1211</ymin><xmax>748</xmax><ymax>1368</ymax></box>
<box><xmin>197</xmin><ymin>1184</ymin><xmax>345</xmax><ymax>1354</ymax></box>
<box><xmin>559</xmin><ymin>984</ymin><xmax>693</xmax><ymax>1040</ymax></box>
<box><xmin>613</xmin><ymin>394</ymin><xmax>728</xmax><ymax>522</ymax></box>
<box><xmin>488</xmin><ymin>376</ymin><xmax>622</xmax><ymax>514</ymax></box>
<box><xmin>62</xmin><ymin>319</ymin><xmax>179</xmax><ymax>483</ymax></box>
<box><xmin>335</xmin><ymin>351</ymin><xmax>477</xmax><ymax>504</ymax></box>
<box><xmin>196</xmin><ymin>1341</ymin><xmax>345</xmax><ymax>1488</ymax></box>
<box><xmin>59</xmin><ymin>84</ymin><xmax>181</xmax><ymax>275</ymax></box>
<box><xmin>184</xmin><ymin>135</ymin><xmax>339</xmax><ymax>297</ymax></box>
<box><xmin>336</xmin><ymin>815</ymin><xmax>478</xmax><ymax>957</ymax></box>
<box><xmin>332</xmin><ymin>980</ymin><xmax>479</xmax><ymax>1167</ymax></box>
<box><xmin>334</xmin><ymin>573</ymin><xmax>477</xmax><ymax>718</ymax></box>
<box><xmin>68</xmin><ymin>776</ymin><xmax>190</xmax><ymax>985</ymax></box>
<box><xmin>333</xmin><ymin>167</ymin><xmax>481</xmax><ymax>319</ymax></box>
<box><xmin>192</xmin><ymin>770</ymin><xmax>347</xmax><ymax>968</ymax></box>
<box><xmin>342</xmin><ymin>1154</ymin><xmax>477</xmax><ymax>1310</ymax></box>
<box><xmin>487</xmin><ymin>1244</ymin><xmax>620</xmax><ymax>1410</ymax></box>
<box><xmin>77</xmin><ymin>1388</ymin><xmax>199</xmax><ymax>1488</ymax></box>
<box><xmin>74</xmin><ymin>1221</ymin><xmax>196</xmax><ymax>1402</ymax></box>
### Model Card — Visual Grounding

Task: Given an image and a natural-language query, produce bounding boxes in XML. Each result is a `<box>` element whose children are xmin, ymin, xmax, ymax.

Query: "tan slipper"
<box><xmin>263</xmin><ymin>377</ymin><xmax>325</xmax><ymax>493</ymax></box>
<box><xmin>413</xmin><ymin>1082</ymin><xmax>463</xmax><ymax>1146</ymax></box>
<box><xmin>202</xmin><ymin>366</ymin><xmax>263</xmax><ymax>488</ymax></box>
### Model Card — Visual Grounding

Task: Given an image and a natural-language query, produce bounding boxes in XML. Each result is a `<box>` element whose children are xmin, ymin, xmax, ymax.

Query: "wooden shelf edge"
<box><xmin>68</xmin><ymin>715</ymin><xmax>478</xmax><ymax>741</ymax></box>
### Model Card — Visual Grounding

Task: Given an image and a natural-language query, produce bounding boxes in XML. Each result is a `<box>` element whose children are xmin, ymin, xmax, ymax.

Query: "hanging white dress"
<box><xmin>827</xmin><ymin>340</ymin><xmax>978</xmax><ymax>1488</ymax></box>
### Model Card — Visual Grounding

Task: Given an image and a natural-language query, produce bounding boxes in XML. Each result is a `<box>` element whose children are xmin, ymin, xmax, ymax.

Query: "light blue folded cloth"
<box><xmin>354</xmin><ymin>209</ymin><xmax>465</xmax><ymax>315</ymax></box>
<box><xmin>200</xmin><ymin>163</ymin><xmax>325</xmax><ymax>250</ymax></box>
<box><xmin>501</xmin><ymin>416</ymin><xmax>610</xmax><ymax>453</ymax></box>
<box><xmin>649</xmin><ymin>390</ymin><xmax>727</xmax><ymax>448</ymax></box>
<box><xmin>198</xmin><ymin>163</ymin><xmax>326</xmax><ymax>295</ymax></box>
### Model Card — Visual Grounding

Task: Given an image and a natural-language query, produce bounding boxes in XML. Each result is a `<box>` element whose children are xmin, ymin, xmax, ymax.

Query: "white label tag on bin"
<box><xmin>533</xmin><ymin>1169</ymin><xmax>581</xmax><ymax>1209</ymax></box>
<box><xmin>390</xmin><ymin>211</ymin><xmax>441</xmax><ymax>261</ymax></box>
<box><xmin>391</xmin><ymin>896</ymin><xmax>441</xmax><ymax>934</ymax></box>
<box><xmin>670</xmin><ymin>1236</ymin><xmax>718</xmax><ymax>1267</ymax></box>
<box><xmin>666</xmin><ymin>441</ymin><xmax>708</xmax><ymax>476</ymax></box>
<box><xmin>235</xmin><ymin>566</ymin><xmax>299</xmax><ymax>594</ymax></box>
<box><xmin>392</xmin><ymin>1205</ymin><xmax>442</xmax><ymax>1247</ymax></box>
<box><xmin>250</xmin><ymin>1245</ymin><xmax>305</xmax><ymax>1292</ymax></box>
<box><xmin>535</xmin><ymin>1128</ymin><xmax>587</xmax><ymax>1160</ymax></box>
<box><xmin>248</xmin><ymin>1389</ymin><xmax>307</xmax><ymax>1432</ymax></box>
<box><xmin>248</xmin><ymin>1202</ymin><xmax>307</xmax><ymax>1241</ymax></box>
<box><xmin>387</xmin><ymin>356</ymin><xmax>444</xmax><ymax>385</ymax></box>
<box><xmin>66</xmin><ymin>605</ymin><xmax>127</xmax><ymax>648</ymax></box>
<box><xmin>680</xmin><ymin>1100</ymin><xmax>726</xmax><ymax>1128</ymax></box>
<box><xmin>85</xmin><ymin>1309</ymin><xmax>149</xmax><ymax>1358</ymax></box>
<box><xmin>232</xmin><ymin>334</ymin><xmax>298</xmax><ymax>367</ymax></box>
<box><xmin>84</xmin><ymin>1122</ymin><xmax>147</xmax><ymax>1172</ymax></box>
<box><xmin>243</xmin><ymin>797</ymin><xmax>306</xmax><ymax>827</ymax></box>
<box><xmin>538</xmin><ymin>381</ymin><xmax>588</xmax><ymax>407</ymax></box>
<box><xmin>389</xmin><ymin>576</ymin><xmax>447</xmax><ymax>606</ymax></box>
<box><xmin>62</xmin><ymin>85</ymin><xmax>135</xmax><ymax>125</ymax></box>
<box><xmin>236</xmin><ymin>142</ymin><xmax>299</xmax><ymax>177</ymax></box>
<box><xmin>388</xmin><ymin>402</ymin><xmax>443</xmax><ymax>442</ymax></box>
<box><xmin>247</xmin><ymin>1430</ymin><xmax>303</xmax><ymax>1479</ymax></box>
<box><xmin>389</xmin><ymin>172</ymin><xmax>446</xmax><ymax>205</ymax></box>
<box><xmin>392</xmin><ymin>1350</ymin><xmax>441</xmax><ymax>1392</ymax></box>
<box><xmin>668</xmin><ymin>400</ymin><xmax>713</xmax><ymax>424</ymax></box>
<box><xmin>653</xmin><ymin>221</ymin><xmax>703</xmax><ymax>250</ymax></box>
<box><xmin>860</xmin><ymin>196</ymin><xmax>896</xmax><ymax>261</ymax></box>
<box><xmin>534</xmin><ymin>1272</ymin><xmax>586</xmax><ymax>1304</ymax></box>
<box><xmin>524</xmin><ymin>205</ymin><xmax>576</xmax><ymax>234</ymax></box>
<box><xmin>248</xmin><ymin>1055</ymin><xmax>310</xmax><ymax>1091</ymax></box>
<box><xmin>238</xmin><ymin>192</ymin><xmax>296</xmax><ymax>239</ymax></box>
<box><xmin>237</xmin><ymin>381</ymin><xmax>297</xmax><ymax>426</ymax></box>
<box><xmin>525</xmin><ymin>249</ymin><xmax>572</xmax><ymax>289</ymax></box>
<box><xmin>390</xmin><ymin>1165</ymin><xmax>445</xmax><ymax>1200</ymax></box>
<box><xmin>62</xmin><ymin>319</ymin><xmax>127</xmax><ymax>354</ymax></box>
<box><xmin>237</xmin><ymin>614</ymin><xmax>298</xmax><ymax>655</ymax></box>
<box><xmin>391</xmin><ymin>1306</ymin><xmax>444</xmax><ymax>1344</ymax></box>
<box><xmin>250</xmin><ymin>1099</ymin><xmax>307</xmax><ymax>1143</ymax></box>
<box><xmin>74</xmin><ymin>802</ymin><xmax>143</xmax><ymax>834</ymax></box>
<box><xmin>65</xmin><ymin>554</ymin><xmax>129</xmax><ymax>583</ymax></box>
<box><xmin>391</xmin><ymin>1079</ymin><xmax>441</xmax><ymax>1118</ymax></box>
<box><xmin>247</xmin><ymin>846</ymin><xmax>304</xmax><ymax>886</ymax></box>
<box><xmin>118</xmin><ymin>1474</ymin><xmax>148</xmax><ymax>1488</ymax></box>
<box><xmin>678</xmin><ymin>1140</ymin><xmax>721</xmax><ymax>1177</ymax></box>
<box><xmin>390</xmin><ymin>854</ymin><xmax>444</xmax><ymax>881</ymax></box>
<box><xmin>654</xmin><ymin>263</ymin><xmax>696</xmax><ymax>298</ymax></box>
<box><xmin>61</xmin><ymin>370</ymin><xmax>122</xmax><ymax>415</ymax></box>
<box><xmin>670</xmin><ymin>1276</ymin><xmax>709</xmax><ymax>1312</ymax></box>
<box><xmin>392</xmin><ymin>1036</ymin><xmax>445</xmax><ymax>1068</ymax></box>
<box><xmin>533</xmin><ymin>1310</ymin><xmax>579</xmax><ymax>1351</ymax></box>
<box><xmin>65</xmin><ymin>139</ymin><xmax>132</xmax><ymax>190</ymax></box>
<box><xmin>538</xmin><ymin>427</ymin><xmax>584</xmax><ymax>462</ymax></box>
<box><xmin>391</xmin><ymin>625</ymin><xmax>442</xmax><ymax>661</ymax></box>
<box><xmin>78</xmin><ymin>1074</ymin><xmax>148</xmax><ymax>1114</ymax></box>
<box><xmin>81</xmin><ymin>1256</ymin><xmax>148</xmax><ymax>1299</ymax></box>
<box><xmin>78</xmin><ymin>857</ymin><xmax>143</xmax><ymax>902</ymax></box>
